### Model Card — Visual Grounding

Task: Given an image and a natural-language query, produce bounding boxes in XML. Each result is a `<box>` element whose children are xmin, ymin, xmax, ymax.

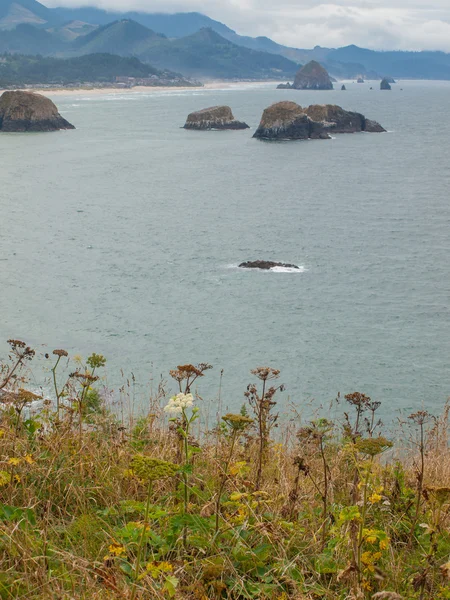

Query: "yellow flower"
<box><xmin>24</xmin><ymin>455</ymin><xmax>35</xmax><ymax>465</ymax></box>
<box><xmin>369</xmin><ymin>492</ymin><xmax>383</xmax><ymax>504</ymax></box>
<box><xmin>379</xmin><ymin>538</ymin><xmax>389</xmax><ymax>550</ymax></box>
<box><xmin>0</xmin><ymin>429</ymin><xmax>5</xmax><ymax>438</ymax></box>
<box><xmin>108</xmin><ymin>543</ymin><xmax>126</xmax><ymax>557</ymax></box>
<box><xmin>146</xmin><ymin>561</ymin><xmax>173</xmax><ymax>578</ymax></box>
<box><xmin>14</xmin><ymin>474</ymin><xmax>21</xmax><ymax>483</ymax></box>
<box><xmin>8</xmin><ymin>458</ymin><xmax>21</xmax><ymax>466</ymax></box>
<box><xmin>0</xmin><ymin>471</ymin><xmax>10</xmax><ymax>487</ymax></box>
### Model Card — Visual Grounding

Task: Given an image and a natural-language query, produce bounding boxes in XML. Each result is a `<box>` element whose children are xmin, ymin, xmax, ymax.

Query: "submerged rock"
<box><xmin>292</xmin><ymin>61</ymin><xmax>333</xmax><ymax>90</ymax></box>
<box><xmin>239</xmin><ymin>260</ymin><xmax>299</xmax><ymax>270</ymax></box>
<box><xmin>304</xmin><ymin>104</ymin><xmax>386</xmax><ymax>133</ymax></box>
<box><xmin>0</xmin><ymin>91</ymin><xmax>75</xmax><ymax>132</ymax></box>
<box><xmin>183</xmin><ymin>105</ymin><xmax>249</xmax><ymax>130</ymax></box>
<box><xmin>380</xmin><ymin>78</ymin><xmax>392</xmax><ymax>90</ymax></box>
<box><xmin>253</xmin><ymin>101</ymin><xmax>331</xmax><ymax>141</ymax></box>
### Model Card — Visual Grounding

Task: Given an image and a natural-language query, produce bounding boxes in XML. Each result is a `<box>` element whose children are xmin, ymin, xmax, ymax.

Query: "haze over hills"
<box><xmin>1</xmin><ymin>0</ymin><xmax>450</xmax><ymax>80</ymax></box>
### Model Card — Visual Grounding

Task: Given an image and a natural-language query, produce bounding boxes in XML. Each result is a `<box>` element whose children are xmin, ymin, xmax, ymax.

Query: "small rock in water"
<box><xmin>183</xmin><ymin>106</ymin><xmax>249</xmax><ymax>130</ymax></box>
<box><xmin>239</xmin><ymin>260</ymin><xmax>299</xmax><ymax>270</ymax></box>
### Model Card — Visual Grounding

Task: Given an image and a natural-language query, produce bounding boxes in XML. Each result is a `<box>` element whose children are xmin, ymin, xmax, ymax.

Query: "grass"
<box><xmin>0</xmin><ymin>339</ymin><xmax>450</xmax><ymax>599</ymax></box>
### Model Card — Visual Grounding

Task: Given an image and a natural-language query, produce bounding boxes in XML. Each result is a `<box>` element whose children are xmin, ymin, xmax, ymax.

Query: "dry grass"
<box><xmin>0</xmin><ymin>340</ymin><xmax>450</xmax><ymax>600</ymax></box>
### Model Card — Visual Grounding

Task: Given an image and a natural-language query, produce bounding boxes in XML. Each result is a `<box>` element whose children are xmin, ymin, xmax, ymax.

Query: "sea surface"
<box><xmin>1</xmin><ymin>80</ymin><xmax>450</xmax><ymax>423</ymax></box>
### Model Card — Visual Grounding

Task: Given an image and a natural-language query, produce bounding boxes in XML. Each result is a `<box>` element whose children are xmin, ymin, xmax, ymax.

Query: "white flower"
<box><xmin>164</xmin><ymin>393</ymin><xmax>195</xmax><ymax>415</ymax></box>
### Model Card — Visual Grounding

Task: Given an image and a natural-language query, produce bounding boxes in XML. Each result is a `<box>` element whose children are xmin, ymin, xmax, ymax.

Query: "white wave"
<box><xmin>271</xmin><ymin>266</ymin><xmax>306</xmax><ymax>273</ymax></box>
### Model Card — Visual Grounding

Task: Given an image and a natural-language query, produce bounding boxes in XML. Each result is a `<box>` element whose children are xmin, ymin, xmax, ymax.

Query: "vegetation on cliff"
<box><xmin>0</xmin><ymin>53</ymin><xmax>183</xmax><ymax>87</ymax></box>
<box><xmin>0</xmin><ymin>339</ymin><xmax>449</xmax><ymax>599</ymax></box>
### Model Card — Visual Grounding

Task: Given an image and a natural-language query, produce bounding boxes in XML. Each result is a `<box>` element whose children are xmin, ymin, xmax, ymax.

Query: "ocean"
<box><xmin>1</xmin><ymin>80</ymin><xmax>449</xmax><ymax>422</ymax></box>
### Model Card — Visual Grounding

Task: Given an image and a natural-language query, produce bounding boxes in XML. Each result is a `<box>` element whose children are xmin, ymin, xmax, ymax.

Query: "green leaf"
<box><xmin>163</xmin><ymin>575</ymin><xmax>179</xmax><ymax>598</ymax></box>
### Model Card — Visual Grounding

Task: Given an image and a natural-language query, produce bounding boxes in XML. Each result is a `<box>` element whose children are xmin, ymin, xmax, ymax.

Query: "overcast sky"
<box><xmin>43</xmin><ymin>0</ymin><xmax>450</xmax><ymax>52</ymax></box>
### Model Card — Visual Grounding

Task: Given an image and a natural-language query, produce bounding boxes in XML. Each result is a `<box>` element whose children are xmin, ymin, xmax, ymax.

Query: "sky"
<box><xmin>43</xmin><ymin>0</ymin><xmax>450</xmax><ymax>52</ymax></box>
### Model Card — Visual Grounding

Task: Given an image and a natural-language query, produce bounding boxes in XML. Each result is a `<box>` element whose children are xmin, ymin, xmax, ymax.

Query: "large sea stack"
<box><xmin>292</xmin><ymin>61</ymin><xmax>333</xmax><ymax>90</ymax></box>
<box><xmin>304</xmin><ymin>104</ymin><xmax>386</xmax><ymax>133</ymax></box>
<box><xmin>253</xmin><ymin>101</ymin><xmax>331</xmax><ymax>140</ymax></box>
<box><xmin>380</xmin><ymin>78</ymin><xmax>392</xmax><ymax>90</ymax></box>
<box><xmin>0</xmin><ymin>91</ymin><xmax>75</xmax><ymax>132</ymax></box>
<box><xmin>183</xmin><ymin>106</ymin><xmax>249</xmax><ymax>130</ymax></box>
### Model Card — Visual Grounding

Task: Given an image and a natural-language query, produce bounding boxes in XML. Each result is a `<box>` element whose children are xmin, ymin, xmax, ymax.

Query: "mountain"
<box><xmin>0</xmin><ymin>22</ymin><xmax>63</xmax><ymax>53</ymax></box>
<box><xmin>327</xmin><ymin>45</ymin><xmax>450</xmax><ymax>79</ymax></box>
<box><xmin>51</xmin><ymin>7</ymin><xmax>233</xmax><ymax>38</ymax></box>
<box><xmin>137</xmin><ymin>27</ymin><xmax>299</xmax><ymax>79</ymax></box>
<box><xmin>72</xmin><ymin>19</ymin><xmax>165</xmax><ymax>56</ymax></box>
<box><xmin>0</xmin><ymin>0</ymin><xmax>53</xmax><ymax>29</ymax></box>
<box><xmin>47</xmin><ymin>20</ymin><xmax>98</xmax><ymax>42</ymax></box>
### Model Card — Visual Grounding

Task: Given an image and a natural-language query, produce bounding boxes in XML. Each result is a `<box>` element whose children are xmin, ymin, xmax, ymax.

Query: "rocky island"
<box><xmin>183</xmin><ymin>106</ymin><xmax>249</xmax><ymax>130</ymax></box>
<box><xmin>380</xmin><ymin>78</ymin><xmax>392</xmax><ymax>90</ymax></box>
<box><xmin>304</xmin><ymin>104</ymin><xmax>386</xmax><ymax>133</ymax></box>
<box><xmin>276</xmin><ymin>60</ymin><xmax>333</xmax><ymax>90</ymax></box>
<box><xmin>253</xmin><ymin>102</ymin><xmax>385</xmax><ymax>140</ymax></box>
<box><xmin>239</xmin><ymin>260</ymin><xmax>300</xmax><ymax>270</ymax></box>
<box><xmin>253</xmin><ymin>101</ymin><xmax>331</xmax><ymax>140</ymax></box>
<box><xmin>0</xmin><ymin>91</ymin><xmax>75</xmax><ymax>132</ymax></box>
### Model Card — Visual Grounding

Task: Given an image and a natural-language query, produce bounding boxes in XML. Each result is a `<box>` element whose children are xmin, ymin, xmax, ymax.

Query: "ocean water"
<box><xmin>1</xmin><ymin>80</ymin><xmax>450</xmax><ymax>422</ymax></box>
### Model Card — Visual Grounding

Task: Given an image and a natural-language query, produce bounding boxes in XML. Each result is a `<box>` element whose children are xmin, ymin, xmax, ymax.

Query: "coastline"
<box><xmin>3</xmin><ymin>81</ymin><xmax>281</xmax><ymax>96</ymax></box>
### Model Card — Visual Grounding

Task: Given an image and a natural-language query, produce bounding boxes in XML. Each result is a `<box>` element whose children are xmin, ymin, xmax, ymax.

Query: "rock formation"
<box><xmin>304</xmin><ymin>104</ymin><xmax>386</xmax><ymax>133</ymax></box>
<box><xmin>292</xmin><ymin>61</ymin><xmax>333</xmax><ymax>90</ymax></box>
<box><xmin>380</xmin><ymin>78</ymin><xmax>392</xmax><ymax>90</ymax></box>
<box><xmin>239</xmin><ymin>260</ymin><xmax>299</xmax><ymax>270</ymax></box>
<box><xmin>357</xmin><ymin>76</ymin><xmax>364</xmax><ymax>83</ymax></box>
<box><xmin>0</xmin><ymin>91</ymin><xmax>75</xmax><ymax>132</ymax></box>
<box><xmin>383</xmin><ymin>76</ymin><xmax>396</xmax><ymax>83</ymax></box>
<box><xmin>341</xmin><ymin>84</ymin><xmax>346</xmax><ymax>90</ymax></box>
<box><xmin>276</xmin><ymin>82</ymin><xmax>292</xmax><ymax>89</ymax></box>
<box><xmin>253</xmin><ymin>101</ymin><xmax>331</xmax><ymax>140</ymax></box>
<box><xmin>183</xmin><ymin>106</ymin><xmax>249</xmax><ymax>130</ymax></box>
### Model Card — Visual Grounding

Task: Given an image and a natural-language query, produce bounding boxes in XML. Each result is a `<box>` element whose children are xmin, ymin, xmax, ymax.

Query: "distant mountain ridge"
<box><xmin>1</xmin><ymin>0</ymin><xmax>450</xmax><ymax>80</ymax></box>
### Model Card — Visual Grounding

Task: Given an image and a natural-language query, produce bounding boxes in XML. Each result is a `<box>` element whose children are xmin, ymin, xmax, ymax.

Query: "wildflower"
<box><xmin>146</xmin><ymin>561</ymin><xmax>173</xmax><ymax>577</ymax></box>
<box><xmin>425</xmin><ymin>486</ymin><xmax>450</xmax><ymax>506</ymax></box>
<box><xmin>24</xmin><ymin>455</ymin><xmax>35</xmax><ymax>465</ymax></box>
<box><xmin>108</xmin><ymin>543</ymin><xmax>126</xmax><ymax>557</ymax></box>
<box><xmin>369</xmin><ymin>492</ymin><xmax>383</xmax><ymax>504</ymax></box>
<box><xmin>164</xmin><ymin>393</ymin><xmax>194</xmax><ymax>415</ymax></box>
<box><xmin>222</xmin><ymin>413</ymin><xmax>253</xmax><ymax>432</ymax></box>
<box><xmin>130</xmin><ymin>455</ymin><xmax>179</xmax><ymax>482</ymax></box>
<box><xmin>87</xmin><ymin>353</ymin><xmax>106</xmax><ymax>369</ymax></box>
<box><xmin>356</xmin><ymin>436</ymin><xmax>393</xmax><ymax>456</ymax></box>
<box><xmin>0</xmin><ymin>471</ymin><xmax>10</xmax><ymax>487</ymax></box>
<box><xmin>53</xmin><ymin>349</ymin><xmax>68</xmax><ymax>357</ymax></box>
<box><xmin>0</xmin><ymin>429</ymin><xmax>4</xmax><ymax>438</ymax></box>
<box><xmin>8</xmin><ymin>457</ymin><xmax>21</xmax><ymax>466</ymax></box>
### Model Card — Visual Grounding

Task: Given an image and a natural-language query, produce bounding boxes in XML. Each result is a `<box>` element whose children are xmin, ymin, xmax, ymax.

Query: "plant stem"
<box><xmin>215</xmin><ymin>430</ymin><xmax>238</xmax><ymax>533</ymax></box>
<box><xmin>131</xmin><ymin>481</ymin><xmax>152</xmax><ymax>600</ymax></box>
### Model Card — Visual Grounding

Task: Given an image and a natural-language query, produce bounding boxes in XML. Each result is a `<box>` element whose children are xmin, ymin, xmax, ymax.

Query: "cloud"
<box><xmin>42</xmin><ymin>0</ymin><xmax>450</xmax><ymax>51</ymax></box>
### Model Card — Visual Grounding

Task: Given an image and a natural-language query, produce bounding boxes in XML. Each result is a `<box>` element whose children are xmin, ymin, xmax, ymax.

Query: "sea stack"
<box><xmin>183</xmin><ymin>106</ymin><xmax>249</xmax><ymax>130</ymax></box>
<box><xmin>0</xmin><ymin>91</ymin><xmax>75</xmax><ymax>132</ymax></box>
<box><xmin>380</xmin><ymin>78</ymin><xmax>392</xmax><ymax>90</ymax></box>
<box><xmin>357</xmin><ymin>76</ymin><xmax>364</xmax><ymax>83</ymax></box>
<box><xmin>304</xmin><ymin>104</ymin><xmax>386</xmax><ymax>133</ymax></box>
<box><xmin>292</xmin><ymin>61</ymin><xmax>333</xmax><ymax>90</ymax></box>
<box><xmin>253</xmin><ymin>101</ymin><xmax>331</xmax><ymax>140</ymax></box>
<box><xmin>341</xmin><ymin>84</ymin><xmax>346</xmax><ymax>90</ymax></box>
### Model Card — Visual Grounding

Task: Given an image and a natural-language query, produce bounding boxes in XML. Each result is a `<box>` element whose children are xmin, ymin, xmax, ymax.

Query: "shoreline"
<box><xmin>2</xmin><ymin>81</ymin><xmax>282</xmax><ymax>96</ymax></box>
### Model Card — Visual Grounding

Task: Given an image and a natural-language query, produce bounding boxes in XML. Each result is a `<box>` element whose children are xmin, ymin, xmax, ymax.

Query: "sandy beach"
<box><xmin>6</xmin><ymin>81</ymin><xmax>280</xmax><ymax>96</ymax></box>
